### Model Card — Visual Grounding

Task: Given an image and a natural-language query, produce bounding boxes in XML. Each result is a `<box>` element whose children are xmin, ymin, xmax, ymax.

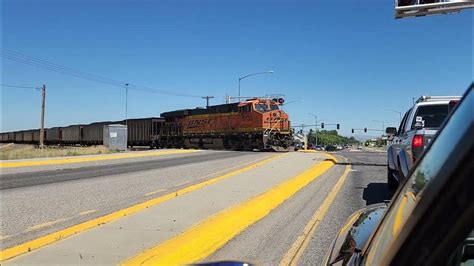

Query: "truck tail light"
<box><xmin>412</xmin><ymin>134</ymin><xmax>423</xmax><ymax>149</ymax></box>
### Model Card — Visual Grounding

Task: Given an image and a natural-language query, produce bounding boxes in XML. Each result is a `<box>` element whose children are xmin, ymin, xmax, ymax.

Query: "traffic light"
<box><xmin>336</xmin><ymin>124</ymin><xmax>340</xmax><ymax>130</ymax></box>
<box><xmin>351</xmin><ymin>129</ymin><xmax>354</xmax><ymax>134</ymax></box>
<box><xmin>321</xmin><ymin>123</ymin><xmax>324</xmax><ymax>129</ymax></box>
<box><xmin>364</xmin><ymin>127</ymin><xmax>367</xmax><ymax>133</ymax></box>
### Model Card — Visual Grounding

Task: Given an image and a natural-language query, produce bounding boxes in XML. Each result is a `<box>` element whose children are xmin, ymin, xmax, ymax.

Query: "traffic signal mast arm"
<box><xmin>293</xmin><ymin>123</ymin><xmax>340</xmax><ymax>129</ymax></box>
<box><xmin>351</xmin><ymin>128</ymin><xmax>385</xmax><ymax>133</ymax></box>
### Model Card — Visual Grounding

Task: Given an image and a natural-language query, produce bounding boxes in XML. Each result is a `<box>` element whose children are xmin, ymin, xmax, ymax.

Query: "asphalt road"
<box><xmin>1</xmin><ymin>148</ymin><xmax>389</xmax><ymax>265</ymax></box>
<box><xmin>207</xmin><ymin>149</ymin><xmax>389</xmax><ymax>265</ymax></box>
<box><xmin>0</xmin><ymin>150</ymin><xmax>272</xmax><ymax>248</ymax></box>
<box><xmin>298</xmin><ymin>149</ymin><xmax>390</xmax><ymax>265</ymax></box>
<box><xmin>0</xmin><ymin>150</ymin><xmax>260</xmax><ymax>189</ymax></box>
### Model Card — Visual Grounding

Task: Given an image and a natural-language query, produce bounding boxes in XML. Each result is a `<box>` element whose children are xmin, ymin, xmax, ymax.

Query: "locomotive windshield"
<box><xmin>270</xmin><ymin>104</ymin><xmax>279</xmax><ymax>111</ymax></box>
<box><xmin>255</xmin><ymin>103</ymin><xmax>279</xmax><ymax>112</ymax></box>
<box><xmin>255</xmin><ymin>103</ymin><xmax>269</xmax><ymax>112</ymax></box>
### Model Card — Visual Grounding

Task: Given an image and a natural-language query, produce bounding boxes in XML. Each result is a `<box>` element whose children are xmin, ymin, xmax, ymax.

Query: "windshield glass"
<box><xmin>255</xmin><ymin>103</ymin><xmax>269</xmax><ymax>112</ymax></box>
<box><xmin>411</xmin><ymin>104</ymin><xmax>449</xmax><ymax>129</ymax></box>
<box><xmin>270</xmin><ymin>104</ymin><xmax>279</xmax><ymax>111</ymax></box>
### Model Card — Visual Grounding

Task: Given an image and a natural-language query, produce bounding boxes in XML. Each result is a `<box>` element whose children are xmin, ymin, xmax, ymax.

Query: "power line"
<box><xmin>0</xmin><ymin>83</ymin><xmax>38</xmax><ymax>89</ymax></box>
<box><xmin>1</xmin><ymin>49</ymin><xmax>203</xmax><ymax>98</ymax></box>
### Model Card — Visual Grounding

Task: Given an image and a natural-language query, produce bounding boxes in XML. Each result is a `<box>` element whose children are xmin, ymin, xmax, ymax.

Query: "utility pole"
<box><xmin>309</xmin><ymin>113</ymin><xmax>318</xmax><ymax>147</ymax></box>
<box><xmin>202</xmin><ymin>96</ymin><xmax>214</xmax><ymax>108</ymax></box>
<box><xmin>125</xmin><ymin>83</ymin><xmax>129</xmax><ymax>129</ymax></box>
<box><xmin>301</xmin><ymin>123</ymin><xmax>307</xmax><ymax>150</ymax></box>
<box><xmin>39</xmin><ymin>84</ymin><xmax>46</xmax><ymax>149</ymax></box>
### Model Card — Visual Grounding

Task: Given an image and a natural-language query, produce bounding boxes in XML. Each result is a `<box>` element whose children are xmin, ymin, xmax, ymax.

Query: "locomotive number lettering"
<box><xmin>188</xmin><ymin>118</ymin><xmax>212</xmax><ymax>128</ymax></box>
<box><xmin>265</xmin><ymin>117</ymin><xmax>285</xmax><ymax>123</ymax></box>
<box><xmin>241</xmin><ymin>114</ymin><xmax>252</xmax><ymax>121</ymax></box>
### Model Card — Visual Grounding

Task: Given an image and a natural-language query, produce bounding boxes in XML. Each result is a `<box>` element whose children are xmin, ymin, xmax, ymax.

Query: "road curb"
<box><xmin>0</xmin><ymin>149</ymin><xmax>198</xmax><ymax>168</ymax></box>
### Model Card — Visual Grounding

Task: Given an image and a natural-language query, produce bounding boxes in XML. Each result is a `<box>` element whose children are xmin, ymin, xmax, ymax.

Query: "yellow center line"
<box><xmin>280</xmin><ymin>155</ymin><xmax>351</xmax><ymax>266</ymax></box>
<box><xmin>26</xmin><ymin>219</ymin><xmax>67</xmax><ymax>232</ymax></box>
<box><xmin>174</xmin><ymin>181</ymin><xmax>191</xmax><ymax>187</ymax></box>
<box><xmin>0</xmin><ymin>153</ymin><xmax>284</xmax><ymax>262</ymax></box>
<box><xmin>77</xmin><ymin>210</ymin><xmax>97</xmax><ymax>216</ymax></box>
<box><xmin>121</xmin><ymin>153</ymin><xmax>335</xmax><ymax>266</ymax></box>
<box><xmin>0</xmin><ymin>236</ymin><xmax>11</xmax><ymax>241</ymax></box>
<box><xmin>145</xmin><ymin>189</ymin><xmax>167</xmax><ymax>196</ymax></box>
<box><xmin>0</xmin><ymin>149</ymin><xmax>199</xmax><ymax>168</ymax></box>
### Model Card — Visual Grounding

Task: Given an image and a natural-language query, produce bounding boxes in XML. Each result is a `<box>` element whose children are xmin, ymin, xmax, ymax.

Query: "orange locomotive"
<box><xmin>158</xmin><ymin>98</ymin><xmax>293</xmax><ymax>151</ymax></box>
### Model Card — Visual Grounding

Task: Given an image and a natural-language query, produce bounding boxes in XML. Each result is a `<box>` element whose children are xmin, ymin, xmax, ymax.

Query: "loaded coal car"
<box><xmin>160</xmin><ymin>98</ymin><xmax>292</xmax><ymax>151</ymax></box>
<box><xmin>82</xmin><ymin>121</ymin><xmax>116</xmax><ymax>145</ymax></box>
<box><xmin>61</xmin><ymin>125</ymin><xmax>83</xmax><ymax>145</ymax></box>
<box><xmin>7</xmin><ymin>132</ymin><xmax>15</xmax><ymax>142</ymax></box>
<box><xmin>124</xmin><ymin>117</ymin><xmax>165</xmax><ymax>148</ymax></box>
<box><xmin>0</xmin><ymin>132</ymin><xmax>10</xmax><ymax>143</ymax></box>
<box><xmin>14</xmin><ymin>131</ymin><xmax>24</xmax><ymax>143</ymax></box>
<box><xmin>23</xmin><ymin>130</ymin><xmax>35</xmax><ymax>144</ymax></box>
<box><xmin>45</xmin><ymin>127</ymin><xmax>61</xmax><ymax>145</ymax></box>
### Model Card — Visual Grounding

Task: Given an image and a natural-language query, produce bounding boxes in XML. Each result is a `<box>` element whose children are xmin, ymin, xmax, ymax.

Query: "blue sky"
<box><xmin>1</xmin><ymin>0</ymin><xmax>472</xmax><ymax>137</ymax></box>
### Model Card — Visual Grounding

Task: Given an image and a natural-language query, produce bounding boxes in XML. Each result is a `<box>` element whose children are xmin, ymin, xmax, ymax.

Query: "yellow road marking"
<box><xmin>26</xmin><ymin>219</ymin><xmax>67</xmax><ymax>232</ymax></box>
<box><xmin>280</xmin><ymin>156</ymin><xmax>350</xmax><ymax>266</ymax></box>
<box><xmin>0</xmin><ymin>149</ymin><xmax>198</xmax><ymax>168</ymax></box>
<box><xmin>0</xmin><ymin>236</ymin><xmax>11</xmax><ymax>241</ymax></box>
<box><xmin>0</xmin><ymin>153</ymin><xmax>283</xmax><ymax>262</ymax></box>
<box><xmin>297</xmin><ymin>150</ymin><xmax>319</xmax><ymax>153</ymax></box>
<box><xmin>174</xmin><ymin>181</ymin><xmax>191</xmax><ymax>187</ymax></box>
<box><xmin>145</xmin><ymin>189</ymin><xmax>166</xmax><ymax>196</ymax></box>
<box><xmin>121</xmin><ymin>154</ymin><xmax>335</xmax><ymax>266</ymax></box>
<box><xmin>78</xmin><ymin>210</ymin><xmax>97</xmax><ymax>216</ymax></box>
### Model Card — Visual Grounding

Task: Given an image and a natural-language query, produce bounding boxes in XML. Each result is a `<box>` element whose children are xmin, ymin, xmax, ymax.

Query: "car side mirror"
<box><xmin>323</xmin><ymin>204</ymin><xmax>387</xmax><ymax>265</ymax></box>
<box><xmin>386</xmin><ymin>127</ymin><xmax>397</xmax><ymax>135</ymax></box>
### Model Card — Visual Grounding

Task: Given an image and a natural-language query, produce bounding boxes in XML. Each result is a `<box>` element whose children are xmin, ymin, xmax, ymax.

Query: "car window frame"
<box><xmin>398</xmin><ymin>108</ymin><xmax>411</xmax><ymax>135</ymax></box>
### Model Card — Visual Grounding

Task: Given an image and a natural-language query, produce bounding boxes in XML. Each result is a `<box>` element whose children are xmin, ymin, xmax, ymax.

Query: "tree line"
<box><xmin>306</xmin><ymin>129</ymin><xmax>358</xmax><ymax>146</ymax></box>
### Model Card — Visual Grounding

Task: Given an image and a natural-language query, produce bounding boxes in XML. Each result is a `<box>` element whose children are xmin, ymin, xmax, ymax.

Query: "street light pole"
<box><xmin>372</xmin><ymin>120</ymin><xmax>385</xmax><ymax>133</ymax></box>
<box><xmin>309</xmin><ymin>113</ymin><xmax>318</xmax><ymax>147</ymax></box>
<box><xmin>384</xmin><ymin>109</ymin><xmax>402</xmax><ymax>123</ymax></box>
<box><xmin>281</xmin><ymin>100</ymin><xmax>303</xmax><ymax>111</ymax></box>
<box><xmin>125</xmin><ymin>83</ymin><xmax>129</xmax><ymax>129</ymax></box>
<box><xmin>39</xmin><ymin>84</ymin><xmax>46</xmax><ymax>149</ymax></box>
<box><xmin>238</xmin><ymin>71</ymin><xmax>274</xmax><ymax>100</ymax></box>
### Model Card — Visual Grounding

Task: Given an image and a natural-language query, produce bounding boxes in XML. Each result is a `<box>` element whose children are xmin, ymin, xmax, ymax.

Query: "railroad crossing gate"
<box><xmin>395</xmin><ymin>0</ymin><xmax>473</xmax><ymax>19</ymax></box>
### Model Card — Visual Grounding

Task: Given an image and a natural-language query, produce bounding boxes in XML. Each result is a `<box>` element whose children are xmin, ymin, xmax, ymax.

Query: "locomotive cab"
<box><xmin>239</xmin><ymin>98</ymin><xmax>290</xmax><ymax>133</ymax></box>
<box><xmin>237</xmin><ymin>98</ymin><xmax>292</xmax><ymax>151</ymax></box>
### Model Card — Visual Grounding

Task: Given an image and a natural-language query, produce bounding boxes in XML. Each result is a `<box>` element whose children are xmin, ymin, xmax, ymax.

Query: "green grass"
<box><xmin>0</xmin><ymin>144</ymin><xmax>118</xmax><ymax>160</ymax></box>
